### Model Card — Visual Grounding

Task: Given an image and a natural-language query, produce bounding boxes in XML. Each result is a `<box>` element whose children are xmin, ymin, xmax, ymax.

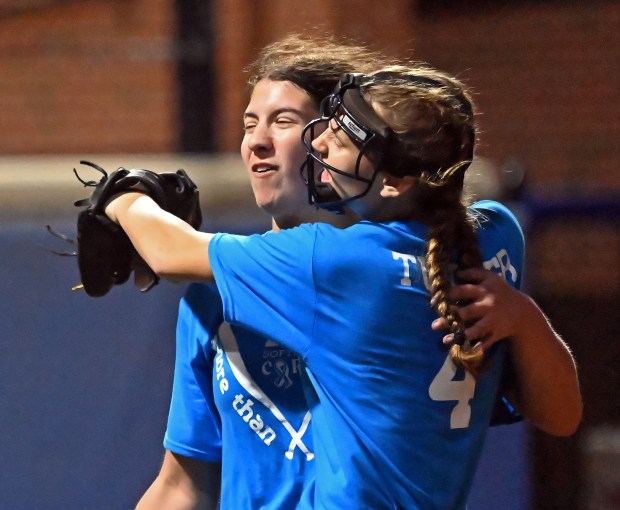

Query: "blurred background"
<box><xmin>0</xmin><ymin>1</ymin><xmax>618</xmax><ymax>509</ymax></box>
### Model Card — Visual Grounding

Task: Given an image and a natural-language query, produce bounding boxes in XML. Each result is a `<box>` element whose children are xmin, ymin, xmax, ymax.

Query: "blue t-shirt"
<box><xmin>164</xmin><ymin>283</ymin><xmax>315</xmax><ymax>509</ymax></box>
<box><xmin>208</xmin><ymin>201</ymin><xmax>524</xmax><ymax>510</ymax></box>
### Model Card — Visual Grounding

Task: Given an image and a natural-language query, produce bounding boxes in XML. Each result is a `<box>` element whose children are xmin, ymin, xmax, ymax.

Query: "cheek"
<box><xmin>240</xmin><ymin>136</ymin><xmax>250</xmax><ymax>161</ymax></box>
<box><xmin>240</xmin><ymin>137</ymin><xmax>254</xmax><ymax>176</ymax></box>
<box><xmin>279</xmin><ymin>131</ymin><xmax>307</xmax><ymax>173</ymax></box>
<box><xmin>357</xmin><ymin>155</ymin><xmax>376</xmax><ymax>180</ymax></box>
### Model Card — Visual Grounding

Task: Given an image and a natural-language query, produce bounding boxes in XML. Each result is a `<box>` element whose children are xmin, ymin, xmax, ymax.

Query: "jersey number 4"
<box><xmin>429</xmin><ymin>354</ymin><xmax>476</xmax><ymax>429</ymax></box>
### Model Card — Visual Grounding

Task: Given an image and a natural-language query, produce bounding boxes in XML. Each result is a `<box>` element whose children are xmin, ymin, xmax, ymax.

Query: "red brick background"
<box><xmin>1</xmin><ymin>0</ymin><xmax>617</xmax><ymax>196</ymax></box>
<box><xmin>0</xmin><ymin>0</ymin><xmax>177</xmax><ymax>153</ymax></box>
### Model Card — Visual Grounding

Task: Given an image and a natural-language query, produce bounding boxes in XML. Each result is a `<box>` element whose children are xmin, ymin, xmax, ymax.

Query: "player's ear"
<box><xmin>380</xmin><ymin>175</ymin><xmax>416</xmax><ymax>198</ymax></box>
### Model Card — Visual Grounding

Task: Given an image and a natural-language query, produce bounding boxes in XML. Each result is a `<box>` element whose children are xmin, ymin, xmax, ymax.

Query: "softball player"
<box><xmin>137</xmin><ymin>35</ymin><xmax>385</xmax><ymax>510</ymax></box>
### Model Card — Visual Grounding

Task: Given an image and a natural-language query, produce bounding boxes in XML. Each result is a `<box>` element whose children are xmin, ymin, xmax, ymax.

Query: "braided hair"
<box><xmin>361</xmin><ymin>64</ymin><xmax>485</xmax><ymax>375</ymax></box>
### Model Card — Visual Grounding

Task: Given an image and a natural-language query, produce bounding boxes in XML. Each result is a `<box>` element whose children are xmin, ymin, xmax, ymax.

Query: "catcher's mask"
<box><xmin>300</xmin><ymin>73</ymin><xmax>394</xmax><ymax>214</ymax></box>
<box><xmin>301</xmin><ymin>71</ymin><xmax>475</xmax><ymax>214</ymax></box>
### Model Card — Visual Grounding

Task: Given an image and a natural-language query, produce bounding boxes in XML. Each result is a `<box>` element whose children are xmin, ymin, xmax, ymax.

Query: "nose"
<box><xmin>311</xmin><ymin>130</ymin><xmax>328</xmax><ymax>155</ymax></box>
<box><xmin>247</xmin><ymin>123</ymin><xmax>273</xmax><ymax>153</ymax></box>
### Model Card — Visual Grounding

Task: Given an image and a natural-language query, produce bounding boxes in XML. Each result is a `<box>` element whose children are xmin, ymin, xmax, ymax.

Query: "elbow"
<box><xmin>538</xmin><ymin>398</ymin><xmax>584</xmax><ymax>437</ymax></box>
<box><xmin>544</xmin><ymin>418</ymin><xmax>582</xmax><ymax>438</ymax></box>
<box><xmin>559</xmin><ymin>400</ymin><xmax>584</xmax><ymax>437</ymax></box>
<box><xmin>149</xmin><ymin>260</ymin><xmax>180</xmax><ymax>280</ymax></box>
<box><xmin>140</xmin><ymin>250</ymin><xmax>181</xmax><ymax>280</ymax></box>
<box><xmin>145</xmin><ymin>250</ymin><xmax>212</xmax><ymax>282</ymax></box>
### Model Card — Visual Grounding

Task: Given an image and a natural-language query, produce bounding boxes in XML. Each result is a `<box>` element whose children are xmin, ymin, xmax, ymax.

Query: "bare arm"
<box><xmin>136</xmin><ymin>451</ymin><xmax>221</xmax><ymax>510</ymax></box>
<box><xmin>433</xmin><ymin>267</ymin><xmax>583</xmax><ymax>436</ymax></box>
<box><xmin>105</xmin><ymin>193</ymin><xmax>215</xmax><ymax>282</ymax></box>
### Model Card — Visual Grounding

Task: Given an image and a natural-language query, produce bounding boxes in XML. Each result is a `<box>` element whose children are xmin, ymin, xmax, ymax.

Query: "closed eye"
<box><xmin>327</xmin><ymin>122</ymin><xmax>345</xmax><ymax>148</ymax></box>
<box><xmin>275</xmin><ymin>117</ymin><xmax>296</xmax><ymax>126</ymax></box>
<box><xmin>243</xmin><ymin>112</ymin><xmax>258</xmax><ymax>133</ymax></box>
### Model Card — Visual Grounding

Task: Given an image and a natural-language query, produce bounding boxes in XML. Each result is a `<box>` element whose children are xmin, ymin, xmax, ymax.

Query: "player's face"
<box><xmin>241</xmin><ymin>79</ymin><xmax>319</xmax><ymax>222</ymax></box>
<box><xmin>310</xmin><ymin>118</ymin><xmax>376</xmax><ymax>204</ymax></box>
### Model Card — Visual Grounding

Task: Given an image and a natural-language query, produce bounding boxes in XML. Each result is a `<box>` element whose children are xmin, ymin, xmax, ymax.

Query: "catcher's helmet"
<box><xmin>301</xmin><ymin>71</ymin><xmax>475</xmax><ymax>214</ymax></box>
<box><xmin>300</xmin><ymin>73</ymin><xmax>393</xmax><ymax>213</ymax></box>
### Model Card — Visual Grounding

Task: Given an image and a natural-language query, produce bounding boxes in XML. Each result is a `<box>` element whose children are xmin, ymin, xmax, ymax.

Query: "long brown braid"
<box><xmin>361</xmin><ymin>64</ymin><xmax>485</xmax><ymax>375</ymax></box>
<box><xmin>427</xmin><ymin>192</ymin><xmax>485</xmax><ymax>375</ymax></box>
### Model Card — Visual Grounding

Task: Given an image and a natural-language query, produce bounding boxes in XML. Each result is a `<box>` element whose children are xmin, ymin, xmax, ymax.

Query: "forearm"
<box><xmin>107</xmin><ymin>193</ymin><xmax>214</xmax><ymax>282</ymax></box>
<box><xmin>507</xmin><ymin>294</ymin><xmax>582</xmax><ymax>436</ymax></box>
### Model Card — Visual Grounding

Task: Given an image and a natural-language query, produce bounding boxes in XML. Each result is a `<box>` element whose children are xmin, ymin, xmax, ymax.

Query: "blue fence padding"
<box><xmin>0</xmin><ymin>219</ymin><xmax>528</xmax><ymax>509</ymax></box>
<box><xmin>0</xmin><ymin>221</ymin><xmax>186</xmax><ymax>509</ymax></box>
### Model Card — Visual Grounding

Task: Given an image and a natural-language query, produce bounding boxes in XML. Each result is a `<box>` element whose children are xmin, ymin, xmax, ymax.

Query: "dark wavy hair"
<box><xmin>245</xmin><ymin>33</ymin><xmax>388</xmax><ymax>107</ymax></box>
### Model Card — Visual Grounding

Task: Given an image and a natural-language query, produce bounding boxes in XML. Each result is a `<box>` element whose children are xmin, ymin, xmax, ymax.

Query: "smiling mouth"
<box><xmin>253</xmin><ymin>164</ymin><xmax>277</xmax><ymax>174</ymax></box>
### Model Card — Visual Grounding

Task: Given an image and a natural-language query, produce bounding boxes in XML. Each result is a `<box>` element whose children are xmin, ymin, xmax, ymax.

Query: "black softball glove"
<box><xmin>73</xmin><ymin>160</ymin><xmax>202</xmax><ymax>297</ymax></box>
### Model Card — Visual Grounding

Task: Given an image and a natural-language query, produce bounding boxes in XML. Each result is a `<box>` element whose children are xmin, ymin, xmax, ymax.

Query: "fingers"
<box><xmin>433</xmin><ymin>316</ymin><xmax>487</xmax><ymax>347</ymax></box>
<box><xmin>440</xmin><ymin>325</ymin><xmax>495</xmax><ymax>352</ymax></box>
<box><xmin>432</xmin><ymin>296</ymin><xmax>491</xmax><ymax>329</ymax></box>
<box><xmin>441</xmin><ymin>331</ymin><xmax>455</xmax><ymax>344</ymax></box>
<box><xmin>432</xmin><ymin>318</ymin><xmax>448</xmax><ymax>331</ymax></box>
<box><xmin>432</xmin><ymin>269</ymin><xmax>518</xmax><ymax>354</ymax></box>
<box><xmin>460</xmin><ymin>319</ymin><xmax>491</xmax><ymax>347</ymax></box>
<box><xmin>448</xmin><ymin>283</ymin><xmax>486</xmax><ymax>304</ymax></box>
<box><xmin>456</xmin><ymin>267</ymin><xmax>490</xmax><ymax>283</ymax></box>
<box><xmin>453</xmin><ymin>300</ymin><xmax>490</xmax><ymax>322</ymax></box>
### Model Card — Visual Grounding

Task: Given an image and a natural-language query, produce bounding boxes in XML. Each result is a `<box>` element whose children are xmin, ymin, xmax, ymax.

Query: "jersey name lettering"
<box><xmin>483</xmin><ymin>248</ymin><xmax>518</xmax><ymax>283</ymax></box>
<box><xmin>392</xmin><ymin>251</ymin><xmax>431</xmax><ymax>290</ymax></box>
<box><xmin>393</xmin><ymin>248</ymin><xmax>518</xmax><ymax>289</ymax></box>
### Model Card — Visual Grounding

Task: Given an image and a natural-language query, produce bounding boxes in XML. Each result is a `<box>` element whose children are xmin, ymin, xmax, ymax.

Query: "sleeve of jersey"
<box><xmin>473</xmin><ymin>200</ymin><xmax>525</xmax><ymax>290</ymax></box>
<box><xmin>472</xmin><ymin>201</ymin><xmax>527</xmax><ymax>426</ymax></box>
<box><xmin>164</xmin><ymin>283</ymin><xmax>224</xmax><ymax>462</ymax></box>
<box><xmin>208</xmin><ymin>226</ymin><xmax>318</xmax><ymax>358</ymax></box>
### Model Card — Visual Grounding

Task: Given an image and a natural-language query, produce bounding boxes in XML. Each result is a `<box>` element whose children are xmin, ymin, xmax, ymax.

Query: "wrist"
<box><xmin>104</xmin><ymin>192</ymin><xmax>145</xmax><ymax>224</ymax></box>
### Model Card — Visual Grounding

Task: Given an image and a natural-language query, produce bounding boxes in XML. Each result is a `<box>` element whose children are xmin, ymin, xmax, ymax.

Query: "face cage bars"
<box><xmin>300</xmin><ymin>73</ymin><xmax>393</xmax><ymax>213</ymax></box>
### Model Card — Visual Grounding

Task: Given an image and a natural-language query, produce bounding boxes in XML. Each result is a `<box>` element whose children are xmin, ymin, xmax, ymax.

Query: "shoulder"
<box><xmin>472</xmin><ymin>201</ymin><xmax>526</xmax><ymax>286</ymax></box>
<box><xmin>470</xmin><ymin>200</ymin><xmax>519</xmax><ymax>225</ymax></box>
<box><xmin>212</xmin><ymin>224</ymin><xmax>321</xmax><ymax>252</ymax></box>
<box><xmin>470</xmin><ymin>200</ymin><xmax>524</xmax><ymax>243</ymax></box>
<box><xmin>179</xmin><ymin>282</ymin><xmax>223</xmax><ymax>334</ymax></box>
<box><xmin>182</xmin><ymin>282</ymin><xmax>222</xmax><ymax>313</ymax></box>
<box><xmin>184</xmin><ymin>281</ymin><xmax>221</xmax><ymax>304</ymax></box>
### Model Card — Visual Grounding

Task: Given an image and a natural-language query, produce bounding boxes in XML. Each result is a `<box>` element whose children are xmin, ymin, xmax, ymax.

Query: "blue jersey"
<box><xmin>208</xmin><ymin>201</ymin><xmax>524</xmax><ymax>510</ymax></box>
<box><xmin>164</xmin><ymin>283</ymin><xmax>315</xmax><ymax>509</ymax></box>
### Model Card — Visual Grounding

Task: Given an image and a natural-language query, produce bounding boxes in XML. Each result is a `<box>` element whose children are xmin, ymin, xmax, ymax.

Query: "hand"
<box><xmin>432</xmin><ymin>267</ymin><xmax>528</xmax><ymax>351</ymax></box>
<box><xmin>73</xmin><ymin>161</ymin><xmax>201</xmax><ymax>297</ymax></box>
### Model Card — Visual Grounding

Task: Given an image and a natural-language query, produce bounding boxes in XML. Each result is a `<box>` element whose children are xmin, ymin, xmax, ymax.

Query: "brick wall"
<box><xmin>0</xmin><ymin>0</ymin><xmax>177</xmax><ymax>154</ymax></box>
<box><xmin>211</xmin><ymin>0</ymin><xmax>417</xmax><ymax>151</ymax></box>
<box><xmin>0</xmin><ymin>0</ymin><xmax>617</xmax><ymax>194</ymax></box>
<box><xmin>409</xmin><ymin>1</ymin><xmax>620</xmax><ymax>196</ymax></box>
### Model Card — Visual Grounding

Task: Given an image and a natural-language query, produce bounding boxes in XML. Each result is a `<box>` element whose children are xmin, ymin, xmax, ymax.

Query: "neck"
<box><xmin>365</xmin><ymin>194</ymin><xmax>420</xmax><ymax>223</ymax></box>
<box><xmin>353</xmin><ymin>178</ymin><xmax>423</xmax><ymax>223</ymax></box>
<box><xmin>271</xmin><ymin>207</ymin><xmax>359</xmax><ymax>232</ymax></box>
